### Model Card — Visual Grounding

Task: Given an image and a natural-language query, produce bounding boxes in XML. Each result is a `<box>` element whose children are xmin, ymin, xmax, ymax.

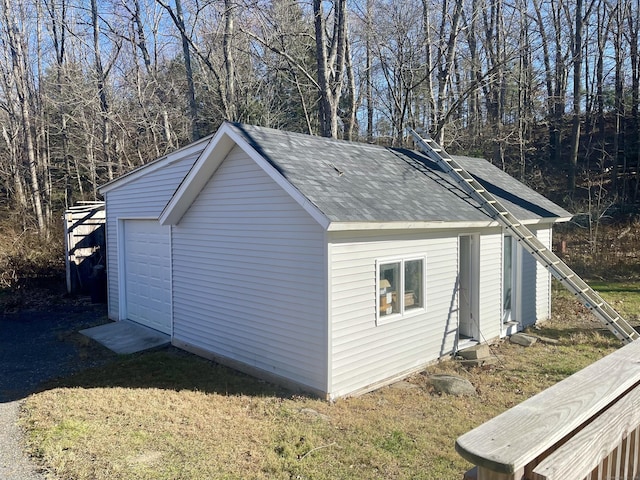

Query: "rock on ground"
<box><xmin>510</xmin><ymin>333</ymin><xmax>537</xmax><ymax>347</ymax></box>
<box><xmin>429</xmin><ymin>374</ymin><xmax>477</xmax><ymax>396</ymax></box>
<box><xmin>456</xmin><ymin>344</ymin><xmax>491</xmax><ymax>360</ymax></box>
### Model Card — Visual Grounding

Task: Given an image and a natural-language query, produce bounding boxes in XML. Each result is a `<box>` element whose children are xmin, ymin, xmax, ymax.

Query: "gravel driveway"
<box><xmin>0</xmin><ymin>301</ymin><xmax>113</xmax><ymax>479</ymax></box>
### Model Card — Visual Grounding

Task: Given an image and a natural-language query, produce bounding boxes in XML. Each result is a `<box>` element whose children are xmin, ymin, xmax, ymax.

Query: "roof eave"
<box><xmin>99</xmin><ymin>134</ymin><xmax>213</xmax><ymax>195</ymax></box>
<box><xmin>326</xmin><ymin>216</ymin><xmax>572</xmax><ymax>232</ymax></box>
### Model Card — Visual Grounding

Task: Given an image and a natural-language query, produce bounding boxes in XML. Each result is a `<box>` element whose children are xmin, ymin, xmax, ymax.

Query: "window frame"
<box><xmin>376</xmin><ymin>256</ymin><xmax>427</xmax><ymax>325</ymax></box>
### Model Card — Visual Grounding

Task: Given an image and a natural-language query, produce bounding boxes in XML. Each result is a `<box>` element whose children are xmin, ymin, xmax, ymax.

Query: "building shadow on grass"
<box><xmin>2</xmin><ymin>284</ymin><xmax>297</xmax><ymax>402</ymax></box>
<box><xmin>527</xmin><ymin>325</ymin><xmax>628</xmax><ymax>350</ymax></box>
<box><xmin>38</xmin><ymin>347</ymin><xmax>301</xmax><ymax>400</ymax></box>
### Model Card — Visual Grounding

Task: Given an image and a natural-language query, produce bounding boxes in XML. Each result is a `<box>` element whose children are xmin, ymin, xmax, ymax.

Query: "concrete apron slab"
<box><xmin>80</xmin><ymin>321</ymin><xmax>170</xmax><ymax>355</ymax></box>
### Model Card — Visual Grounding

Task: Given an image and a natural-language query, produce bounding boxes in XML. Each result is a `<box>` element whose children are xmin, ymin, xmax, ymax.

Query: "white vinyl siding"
<box><xmin>497</xmin><ymin>226</ymin><xmax>554</xmax><ymax>331</ymax></box>
<box><xmin>104</xmin><ymin>152</ymin><xmax>200</xmax><ymax>320</ymax></box>
<box><xmin>171</xmin><ymin>146</ymin><xmax>327</xmax><ymax>392</ymax></box>
<box><xmin>328</xmin><ymin>230</ymin><xmax>459</xmax><ymax>398</ymax></box>
<box><xmin>519</xmin><ymin>239</ymin><xmax>537</xmax><ymax>326</ymax></box>
<box><xmin>535</xmin><ymin>227</ymin><xmax>553</xmax><ymax>322</ymax></box>
<box><xmin>479</xmin><ymin>232</ymin><xmax>503</xmax><ymax>340</ymax></box>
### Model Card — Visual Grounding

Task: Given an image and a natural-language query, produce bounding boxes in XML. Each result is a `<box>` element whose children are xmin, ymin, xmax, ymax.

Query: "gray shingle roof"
<box><xmin>230</xmin><ymin>123</ymin><xmax>571</xmax><ymax>224</ymax></box>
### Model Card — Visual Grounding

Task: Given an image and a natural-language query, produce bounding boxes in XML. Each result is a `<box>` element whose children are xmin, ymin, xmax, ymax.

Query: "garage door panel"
<box><xmin>124</xmin><ymin>220</ymin><xmax>172</xmax><ymax>334</ymax></box>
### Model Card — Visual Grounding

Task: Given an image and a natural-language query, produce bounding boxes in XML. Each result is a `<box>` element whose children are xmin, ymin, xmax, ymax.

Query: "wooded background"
<box><xmin>1</xmin><ymin>0</ymin><xmax>639</xmax><ymax>236</ymax></box>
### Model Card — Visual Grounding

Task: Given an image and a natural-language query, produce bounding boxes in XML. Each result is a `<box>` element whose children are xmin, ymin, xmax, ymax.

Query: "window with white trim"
<box><xmin>377</xmin><ymin>257</ymin><xmax>425</xmax><ymax>323</ymax></box>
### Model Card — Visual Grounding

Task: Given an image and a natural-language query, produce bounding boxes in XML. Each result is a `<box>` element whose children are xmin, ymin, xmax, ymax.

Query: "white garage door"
<box><xmin>123</xmin><ymin>220</ymin><xmax>172</xmax><ymax>334</ymax></box>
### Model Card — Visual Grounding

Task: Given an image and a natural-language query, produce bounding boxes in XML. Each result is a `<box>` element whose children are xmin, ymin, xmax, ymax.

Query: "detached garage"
<box><xmin>100</xmin><ymin>122</ymin><xmax>571</xmax><ymax>400</ymax></box>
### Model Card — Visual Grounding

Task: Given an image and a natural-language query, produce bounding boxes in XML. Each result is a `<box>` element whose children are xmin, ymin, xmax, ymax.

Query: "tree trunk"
<box><xmin>174</xmin><ymin>0</ymin><xmax>199</xmax><ymax>140</ymax></box>
<box><xmin>91</xmin><ymin>0</ymin><xmax>114</xmax><ymax>182</ymax></box>
<box><xmin>1</xmin><ymin>124</ymin><xmax>28</xmax><ymax>214</ymax></box>
<box><xmin>568</xmin><ymin>0</ymin><xmax>583</xmax><ymax>192</ymax></box>
<box><xmin>223</xmin><ymin>0</ymin><xmax>237</xmax><ymax>121</ymax></box>
<box><xmin>313</xmin><ymin>0</ymin><xmax>348</xmax><ymax>138</ymax></box>
<box><xmin>434</xmin><ymin>0</ymin><xmax>463</xmax><ymax>144</ymax></box>
<box><xmin>631</xmin><ymin>0</ymin><xmax>640</xmax><ymax>201</ymax></box>
<box><xmin>133</xmin><ymin>0</ymin><xmax>152</xmax><ymax>74</ymax></box>
<box><xmin>366</xmin><ymin>0</ymin><xmax>373</xmax><ymax>141</ymax></box>
<box><xmin>612</xmin><ymin>1</ymin><xmax>623</xmax><ymax>196</ymax></box>
<box><xmin>2</xmin><ymin>0</ymin><xmax>46</xmax><ymax>234</ymax></box>
<box><xmin>343</xmin><ymin>32</ymin><xmax>357</xmax><ymax>141</ymax></box>
<box><xmin>421</xmin><ymin>0</ymin><xmax>437</xmax><ymax>133</ymax></box>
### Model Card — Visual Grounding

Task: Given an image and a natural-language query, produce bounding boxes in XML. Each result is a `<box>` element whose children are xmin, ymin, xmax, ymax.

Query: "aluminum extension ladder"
<box><xmin>408</xmin><ymin>128</ymin><xmax>639</xmax><ymax>345</ymax></box>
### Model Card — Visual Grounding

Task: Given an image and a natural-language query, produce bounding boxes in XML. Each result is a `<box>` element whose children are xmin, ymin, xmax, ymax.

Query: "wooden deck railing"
<box><xmin>456</xmin><ymin>338</ymin><xmax>640</xmax><ymax>480</ymax></box>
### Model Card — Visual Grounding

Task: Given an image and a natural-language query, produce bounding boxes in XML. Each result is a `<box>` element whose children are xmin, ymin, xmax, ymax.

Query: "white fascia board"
<box><xmin>160</xmin><ymin>123</ymin><xmax>331</xmax><ymax>229</ymax></box>
<box><xmin>549</xmin><ymin>216</ymin><xmax>573</xmax><ymax>224</ymax></box>
<box><xmin>327</xmin><ymin>220</ymin><xmax>498</xmax><ymax>231</ymax></box>
<box><xmin>519</xmin><ymin>216</ymin><xmax>573</xmax><ymax>226</ymax></box>
<box><xmin>326</xmin><ymin>216</ymin><xmax>573</xmax><ymax>232</ymax></box>
<box><xmin>99</xmin><ymin>134</ymin><xmax>213</xmax><ymax>195</ymax></box>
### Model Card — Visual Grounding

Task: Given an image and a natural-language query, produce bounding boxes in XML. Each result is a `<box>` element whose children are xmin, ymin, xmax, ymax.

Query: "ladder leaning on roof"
<box><xmin>408</xmin><ymin>128</ymin><xmax>639</xmax><ymax>345</ymax></box>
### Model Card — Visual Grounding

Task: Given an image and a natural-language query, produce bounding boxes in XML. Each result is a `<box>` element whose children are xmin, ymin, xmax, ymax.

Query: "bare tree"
<box><xmin>157</xmin><ymin>0</ymin><xmax>199</xmax><ymax>140</ymax></box>
<box><xmin>1</xmin><ymin>0</ymin><xmax>47</xmax><ymax>234</ymax></box>
<box><xmin>313</xmin><ymin>0</ymin><xmax>349</xmax><ymax>138</ymax></box>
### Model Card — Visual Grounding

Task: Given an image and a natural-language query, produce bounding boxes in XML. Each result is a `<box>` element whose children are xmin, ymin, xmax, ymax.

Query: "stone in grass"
<box><xmin>457</xmin><ymin>343</ymin><xmax>491</xmax><ymax>360</ymax></box>
<box><xmin>429</xmin><ymin>374</ymin><xmax>477</xmax><ymax>396</ymax></box>
<box><xmin>510</xmin><ymin>332</ymin><xmax>537</xmax><ymax>347</ymax></box>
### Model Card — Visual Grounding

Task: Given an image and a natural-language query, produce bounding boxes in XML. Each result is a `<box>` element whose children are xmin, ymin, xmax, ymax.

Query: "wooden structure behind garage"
<box><xmin>64</xmin><ymin>201</ymin><xmax>106</xmax><ymax>295</ymax></box>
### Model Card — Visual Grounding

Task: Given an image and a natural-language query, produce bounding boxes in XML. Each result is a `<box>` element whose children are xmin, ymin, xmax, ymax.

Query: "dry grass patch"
<box><xmin>22</xmin><ymin>285</ymin><xmax>634</xmax><ymax>480</ymax></box>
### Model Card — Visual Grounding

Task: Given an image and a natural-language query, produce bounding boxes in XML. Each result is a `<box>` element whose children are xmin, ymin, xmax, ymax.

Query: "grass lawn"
<box><xmin>21</xmin><ymin>282</ymin><xmax>639</xmax><ymax>480</ymax></box>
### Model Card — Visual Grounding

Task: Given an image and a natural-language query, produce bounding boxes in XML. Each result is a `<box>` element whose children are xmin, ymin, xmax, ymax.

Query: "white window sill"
<box><xmin>376</xmin><ymin>307</ymin><xmax>426</xmax><ymax>326</ymax></box>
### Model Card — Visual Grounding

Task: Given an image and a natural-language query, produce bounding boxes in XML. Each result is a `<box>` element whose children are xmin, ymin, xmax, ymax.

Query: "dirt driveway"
<box><xmin>0</xmin><ymin>296</ymin><xmax>115</xmax><ymax>479</ymax></box>
<box><xmin>1</xmin><ymin>302</ymin><xmax>112</xmax><ymax>402</ymax></box>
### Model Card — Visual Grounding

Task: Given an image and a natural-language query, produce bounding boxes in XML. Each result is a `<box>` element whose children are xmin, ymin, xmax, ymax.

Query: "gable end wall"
<box><xmin>171</xmin><ymin>146</ymin><xmax>328</xmax><ymax>393</ymax></box>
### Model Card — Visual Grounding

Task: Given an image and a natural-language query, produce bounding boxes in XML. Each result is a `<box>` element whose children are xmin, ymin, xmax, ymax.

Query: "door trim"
<box><xmin>458</xmin><ymin>234</ymin><xmax>480</xmax><ymax>343</ymax></box>
<box><xmin>118</xmin><ymin>218</ymin><xmax>173</xmax><ymax>335</ymax></box>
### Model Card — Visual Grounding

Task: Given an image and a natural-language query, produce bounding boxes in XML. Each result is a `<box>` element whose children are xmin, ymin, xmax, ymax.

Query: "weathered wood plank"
<box><xmin>455</xmin><ymin>339</ymin><xmax>640</xmax><ymax>474</ymax></box>
<box><xmin>530</xmin><ymin>384</ymin><xmax>640</xmax><ymax>479</ymax></box>
<box><xmin>477</xmin><ymin>466</ymin><xmax>522</xmax><ymax>480</ymax></box>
